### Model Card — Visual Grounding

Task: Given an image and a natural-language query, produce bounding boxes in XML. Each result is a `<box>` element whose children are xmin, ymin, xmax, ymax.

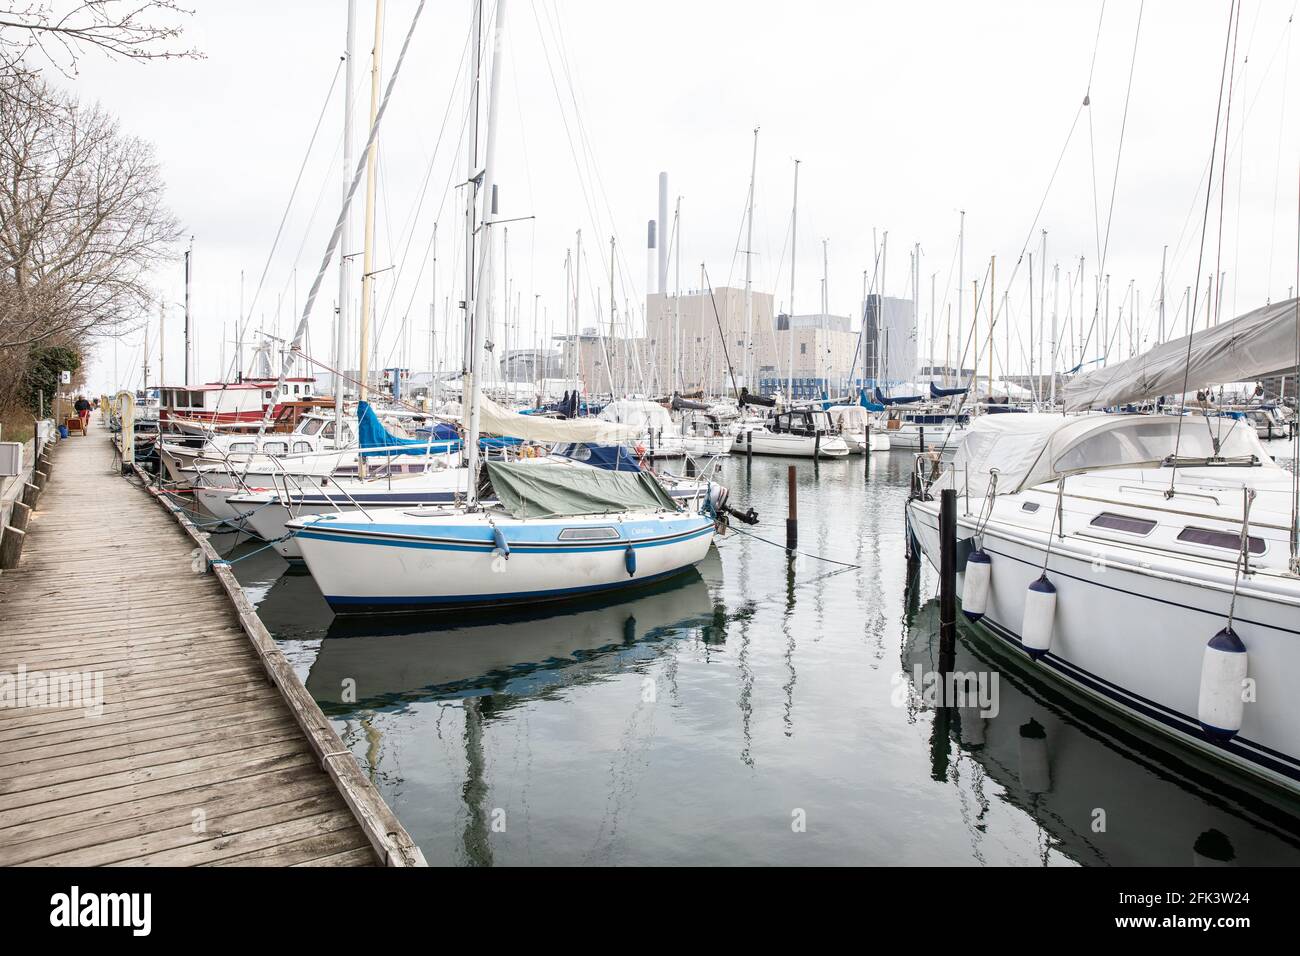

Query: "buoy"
<box><xmin>962</xmin><ymin>547</ymin><xmax>991</xmax><ymax>620</ymax></box>
<box><xmin>492</xmin><ymin>526</ymin><xmax>509</xmax><ymax>559</ymax></box>
<box><xmin>624</xmin><ymin>544</ymin><xmax>637</xmax><ymax>577</ymax></box>
<box><xmin>1021</xmin><ymin>574</ymin><xmax>1057</xmax><ymax>659</ymax></box>
<box><xmin>1197</xmin><ymin>626</ymin><xmax>1248</xmax><ymax>743</ymax></box>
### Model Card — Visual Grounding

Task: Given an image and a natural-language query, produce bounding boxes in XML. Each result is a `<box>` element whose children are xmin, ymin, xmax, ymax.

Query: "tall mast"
<box><xmin>464</xmin><ymin>0</ymin><xmax>508</xmax><ymax>506</ymax></box>
<box><xmin>574</xmin><ymin>228</ymin><xmax>582</xmax><ymax>397</ymax></box>
<box><xmin>429</xmin><ymin>221</ymin><xmax>437</xmax><ymax>404</ymax></box>
<box><xmin>787</xmin><ymin>159</ymin><xmax>799</xmax><ymax>405</ymax></box>
<box><xmin>183</xmin><ymin>242</ymin><xmax>192</xmax><ymax>385</ymax></box>
<box><xmin>1050</xmin><ymin>262</ymin><xmax>1059</xmax><ymax>407</ymax></box>
<box><xmin>821</xmin><ymin>238</ymin><xmax>828</xmax><ymax>390</ymax></box>
<box><xmin>335</xmin><ymin>0</ymin><xmax>356</xmax><ymax>424</ymax></box>
<box><xmin>956</xmin><ymin>210</ymin><xmax>964</xmax><ymax>384</ymax></box>
<box><xmin>673</xmin><ymin>196</ymin><xmax>681</xmax><ymax>394</ymax></box>
<box><xmin>742</xmin><ymin>126</ymin><xmax>758</xmax><ymax>389</ymax></box>
<box><xmin>358</xmin><ymin>0</ymin><xmax>384</xmax><ymax>404</ymax></box>
<box><xmin>1158</xmin><ymin>244</ymin><xmax>1167</xmax><ymax>342</ymax></box>
<box><xmin>462</xmin><ymin>0</ymin><xmax>482</xmax><ymax>377</ymax></box>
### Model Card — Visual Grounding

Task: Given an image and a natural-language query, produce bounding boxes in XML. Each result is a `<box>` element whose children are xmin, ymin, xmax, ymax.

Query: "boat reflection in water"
<box><xmin>901</xmin><ymin>590</ymin><xmax>1300</xmax><ymax>866</ymax></box>
<box><xmin>305</xmin><ymin>550</ymin><xmax>722</xmax><ymax>716</ymax></box>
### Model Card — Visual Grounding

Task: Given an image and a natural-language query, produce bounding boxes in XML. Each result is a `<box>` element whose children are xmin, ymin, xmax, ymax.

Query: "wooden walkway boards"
<box><xmin>0</xmin><ymin>424</ymin><xmax>422</xmax><ymax>866</ymax></box>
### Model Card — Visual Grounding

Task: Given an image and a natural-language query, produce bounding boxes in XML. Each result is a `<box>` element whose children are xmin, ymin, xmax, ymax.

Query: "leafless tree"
<box><xmin>0</xmin><ymin>75</ymin><xmax>181</xmax><ymax>353</ymax></box>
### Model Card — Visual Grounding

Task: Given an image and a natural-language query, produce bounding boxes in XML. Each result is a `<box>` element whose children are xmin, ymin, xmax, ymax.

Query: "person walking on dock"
<box><xmin>74</xmin><ymin>395</ymin><xmax>91</xmax><ymax>433</ymax></box>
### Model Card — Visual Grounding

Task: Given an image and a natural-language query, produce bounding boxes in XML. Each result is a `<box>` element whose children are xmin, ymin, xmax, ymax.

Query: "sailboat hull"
<box><xmin>291</xmin><ymin>511</ymin><xmax>716</xmax><ymax>613</ymax></box>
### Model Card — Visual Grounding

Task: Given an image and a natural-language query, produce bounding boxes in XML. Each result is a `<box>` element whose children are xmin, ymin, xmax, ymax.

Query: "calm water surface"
<box><xmin>222</xmin><ymin>452</ymin><xmax>1300</xmax><ymax>866</ymax></box>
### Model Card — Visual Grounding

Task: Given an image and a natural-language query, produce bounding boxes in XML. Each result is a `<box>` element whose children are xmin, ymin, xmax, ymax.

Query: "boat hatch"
<box><xmin>1089</xmin><ymin>512</ymin><xmax>1157</xmax><ymax>536</ymax></box>
<box><xmin>1177</xmin><ymin>526</ymin><xmax>1266</xmax><ymax>554</ymax></box>
<box><xmin>557</xmin><ymin>526</ymin><xmax>621</xmax><ymax>541</ymax></box>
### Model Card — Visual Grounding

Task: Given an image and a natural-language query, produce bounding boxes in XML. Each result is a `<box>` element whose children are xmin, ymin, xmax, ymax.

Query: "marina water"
<box><xmin>224</xmin><ymin>454</ymin><xmax>1300</xmax><ymax>866</ymax></box>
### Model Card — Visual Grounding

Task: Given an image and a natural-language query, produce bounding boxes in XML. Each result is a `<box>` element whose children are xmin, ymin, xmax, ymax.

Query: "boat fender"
<box><xmin>1198</xmin><ymin>626</ymin><xmax>1248</xmax><ymax>744</ymax></box>
<box><xmin>1021</xmin><ymin>574</ymin><xmax>1056</xmax><ymax>660</ymax></box>
<box><xmin>492</xmin><ymin>526</ymin><xmax>509</xmax><ymax>560</ymax></box>
<box><xmin>962</xmin><ymin>547</ymin><xmax>991</xmax><ymax>621</ymax></box>
<box><xmin>624</xmin><ymin>544</ymin><xmax>636</xmax><ymax>577</ymax></box>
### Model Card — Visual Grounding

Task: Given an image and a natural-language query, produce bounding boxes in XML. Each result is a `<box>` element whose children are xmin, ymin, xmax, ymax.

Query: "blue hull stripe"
<box><xmin>297</xmin><ymin>524</ymin><xmax>714</xmax><ymax>554</ymax></box>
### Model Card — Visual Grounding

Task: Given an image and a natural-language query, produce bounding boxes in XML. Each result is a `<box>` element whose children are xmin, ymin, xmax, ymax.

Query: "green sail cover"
<box><xmin>486</xmin><ymin>461</ymin><xmax>681</xmax><ymax>519</ymax></box>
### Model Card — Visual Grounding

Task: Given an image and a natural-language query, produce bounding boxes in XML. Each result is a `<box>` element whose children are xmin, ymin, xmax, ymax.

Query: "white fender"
<box><xmin>962</xmin><ymin>548</ymin><xmax>991</xmax><ymax>621</ymax></box>
<box><xmin>1021</xmin><ymin>574</ymin><xmax>1057</xmax><ymax>660</ymax></box>
<box><xmin>1198</xmin><ymin>626</ymin><xmax>1248</xmax><ymax>743</ymax></box>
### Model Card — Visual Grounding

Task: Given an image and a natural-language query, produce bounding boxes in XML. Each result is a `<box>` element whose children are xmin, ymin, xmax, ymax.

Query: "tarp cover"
<box><xmin>875</xmin><ymin>387</ymin><xmax>924</xmax><ymax>406</ymax></box>
<box><xmin>486</xmin><ymin>460</ymin><xmax>680</xmax><ymax>519</ymax></box>
<box><xmin>1064</xmin><ymin>298</ymin><xmax>1300</xmax><ymax>411</ymax></box>
<box><xmin>930</xmin><ymin>382</ymin><xmax>968</xmax><ymax>398</ymax></box>
<box><xmin>553</xmin><ymin>442</ymin><xmax>642</xmax><ymax>471</ymax></box>
<box><xmin>597</xmin><ymin>399</ymin><xmax>676</xmax><ymax>433</ymax></box>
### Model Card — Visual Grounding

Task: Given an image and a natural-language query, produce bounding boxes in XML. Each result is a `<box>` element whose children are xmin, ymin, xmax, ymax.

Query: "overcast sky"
<box><xmin>70</xmin><ymin>0</ymin><xmax>1300</xmax><ymax>393</ymax></box>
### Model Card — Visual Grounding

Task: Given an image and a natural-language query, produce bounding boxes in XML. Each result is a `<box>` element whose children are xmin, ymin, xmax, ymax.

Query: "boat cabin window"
<box><xmin>558</xmin><ymin>526</ymin><xmax>620</xmax><ymax>541</ymax></box>
<box><xmin>229</xmin><ymin>442</ymin><xmax>255</xmax><ymax>453</ymax></box>
<box><xmin>1089</xmin><ymin>512</ymin><xmax>1156</xmax><ymax>536</ymax></box>
<box><xmin>292</xmin><ymin>441</ymin><xmax>312</xmax><ymax>454</ymax></box>
<box><xmin>322</xmin><ymin>422</ymin><xmax>336</xmax><ymax>440</ymax></box>
<box><xmin>1021</xmin><ymin>502</ymin><xmax>1040</xmax><ymax>512</ymax></box>
<box><xmin>301</xmin><ymin>417</ymin><xmax>324</xmax><ymax>436</ymax></box>
<box><xmin>262</xmin><ymin>441</ymin><xmax>288</xmax><ymax>456</ymax></box>
<box><xmin>1177</xmin><ymin>526</ymin><xmax>1266</xmax><ymax>554</ymax></box>
<box><xmin>264</xmin><ymin>390</ymin><xmax>273</xmax><ymax>401</ymax></box>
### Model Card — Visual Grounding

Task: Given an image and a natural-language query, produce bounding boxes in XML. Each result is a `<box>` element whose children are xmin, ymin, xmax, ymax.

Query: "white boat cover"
<box><xmin>596</xmin><ymin>399</ymin><xmax>676</xmax><ymax>434</ymax></box>
<box><xmin>826</xmin><ymin>405</ymin><xmax>873</xmax><ymax>429</ymax></box>
<box><xmin>1064</xmin><ymin>298</ymin><xmax>1300</xmax><ymax>411</ymax></box>
<box><xmin>474</xmin><ymin>393</ymin><xmax>639</xmax><ymax>444</ymax></box>
<box><xmin>943</xmin><ymin>413</ymin><xmax>1275</xmax><ymax>497</ymax></box>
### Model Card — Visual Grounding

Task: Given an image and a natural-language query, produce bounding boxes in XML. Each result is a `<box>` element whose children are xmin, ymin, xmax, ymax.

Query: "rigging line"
<box><xmin>1269</xmin><ymin>10</ymin><xmax>1296</xmax><ymax>301</ymax></box>
<box><xmin>373</xmin><ymin>17</ymin><xmax>476</xmax><ymax>355</ymax></box>
<box><xmin>1212</xmin><ymin>0</ymin><xmax>1244</xmax><ymax>332</ymax></box>
<box><xmin>235</xmin><ymin>56</ymin><xmax>344</xmax><ymax>362</ymax></box>
<box><xmin>248</xmin><ymin>0</ymin><xmax>430</xmax><ymax>449</ymax></box>
<box><xmin>702</xmin><ymin>264</ymin><xmax>742</xmax><ymax>400</ymax></box>
<box><xmin>1291</xmin><ymin>158</ymin><xmax>1299</xmax><ymax>569</ymax></box>
<box><xmin>1169</xmin><ymin>0</ymin><xmax>1238</xmax><ymax>496</ymax></box>
<box><xmin>1079</xmin><ymin>0</ymin><xmax>1146</xmax><ymax>366</ymax></box>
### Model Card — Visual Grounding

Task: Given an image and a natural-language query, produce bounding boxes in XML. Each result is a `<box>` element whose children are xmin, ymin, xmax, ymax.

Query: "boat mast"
<box><xmin>358</xmin><ymin>0</ymin><xmax>384</xmax><ymax>408</ymax></box>
<box><xmin>787</xmin><ymin>158</ymin><xmax>799</xmax><ymax>405</ymax></box>
<box><xmin>464</xmin><ymin>0</ymin><xmax>507</xmax><ymax>506</ymax></box>
<box><xmin>1050</xmin><ymin>262</ymin><xmax>1059</xmax><ymax>407</ymax></box>
<box><xmin>184</xmin><ymin>242</ymin><xmax>192</xmax><ymax>386</ymax></box>
<box><xmin>742</xmin><ymin>126</ymin><xmax>758</xmax><ymax>390</ymax></box>
<box><xmin>673</xmin><ymin>196</ymin><xmax>681</xmax><ymax>395</ymax></box>
<box><xmin>333</xmin><ymin>0</ymin><xmax>356</xmax><ymax>426</ymax></box>
<box><xmin>956</xmin><ymin>210</ymin><xmax>963</xmax><ymax>386</ymax></box>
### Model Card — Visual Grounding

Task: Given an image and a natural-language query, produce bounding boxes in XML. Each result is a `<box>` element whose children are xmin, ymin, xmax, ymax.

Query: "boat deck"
<box><xmin>0</xmin><ymin>422</ymin><xmax>421</xmax><ymax>866</ymax></box>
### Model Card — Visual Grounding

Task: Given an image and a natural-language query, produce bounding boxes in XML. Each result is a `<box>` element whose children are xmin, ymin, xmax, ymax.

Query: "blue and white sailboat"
<box><xmin>289</xmin><ymin>0</ymin><xmax>716</xmax><ymax>612</ymax></box>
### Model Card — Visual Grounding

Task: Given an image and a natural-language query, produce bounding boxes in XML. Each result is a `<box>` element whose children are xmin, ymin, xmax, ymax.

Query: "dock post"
<box><xmin>864</xmin><ymin>424</ymin><xmax>871</xmax><ymax>475</ymax></box>
<box><xmin>939</xmin><ymin>488</ymin><xmax>957</xmax><ymax>649</ymax></box>
<box><xmin>746</xmin><ymin>430</ymin><xmax>753</xmax><ymax>462</ymax></box>
<box><xmin>919</xmin><ymin>426</ymin><xmax>925</xmax><ymax>455</ymax></box>
<box><xmin>814</xmin><ymin>431</ymin><xmax>821</xmax><ymax>460</ymax></box>
<box><xmin>786</xmin><ymin>465</ymin><xmax>798</xmax><ymax>553</ymax></box>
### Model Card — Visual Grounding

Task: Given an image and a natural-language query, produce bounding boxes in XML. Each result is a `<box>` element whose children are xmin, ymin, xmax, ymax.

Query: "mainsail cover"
<box><xmin>1064</xmin><ymin>298</ymin><xmax>1300</xmax><ymax>411</ymax></box>
<box><xmin>486</xmin><ymin>460</ymin><xmax>680</xmax><ymax>519</ymax></box>
<box><xmin>474</xmin><ymin>391</ymin><xmax>639</xmax><ymax>443</ymax></box>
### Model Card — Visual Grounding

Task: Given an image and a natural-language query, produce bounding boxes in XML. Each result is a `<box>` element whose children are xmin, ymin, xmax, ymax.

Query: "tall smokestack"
<box><xmin>657</xmin><ymin>172</ymin><xmax>669</xmax><ymax>296</ymax></box>
<box><xmin>646</xmin><ymin>220</ymin><xmax>657</xmax><ymax>297</ymax></box>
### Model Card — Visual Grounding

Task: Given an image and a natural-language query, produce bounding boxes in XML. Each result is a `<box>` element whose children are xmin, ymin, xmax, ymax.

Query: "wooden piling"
<box><xmin>786</xmin><ymin>464</ymin><xmax>798</xmax><ymax>553</ymax></box>
<box><xmin>939</xmin><ymin>488</ymin><xmax>957</xmax><ymax>648</ymax></box>
<box><xmin>746</xmin><ymin>429</ymin><xmax>753</xmax><ymax>462</ymax></box>
<box><xmin>864</xmin><ymin>423</ymin><xmax>872</xmax><ymax>475</ymax></box>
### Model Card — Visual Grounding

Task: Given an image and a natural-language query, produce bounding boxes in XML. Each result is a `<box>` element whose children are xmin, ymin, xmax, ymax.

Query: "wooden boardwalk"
<box><xmin>0</xmin><ymin>423</ymin><xmax>423</xmax><ymax>866</ymax></box>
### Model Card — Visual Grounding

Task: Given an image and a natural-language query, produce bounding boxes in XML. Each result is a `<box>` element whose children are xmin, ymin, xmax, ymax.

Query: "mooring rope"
<box><xmin>726</xmin><ymin>524</ymin><xmax>860</xmax><ymax>569</ymax></box>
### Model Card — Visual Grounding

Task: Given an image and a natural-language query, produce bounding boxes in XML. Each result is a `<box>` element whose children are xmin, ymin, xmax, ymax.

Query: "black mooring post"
<box><xmin>786</xmin><ymin>465</ymin><xmax>798</xmax><ymax>554</ymax></box>
<box><xmin>746</xmin><ymin>429</ymin><xmax>753</xmax><ymax>462</ymax></box>
<box><xmin>814</xmin><ymin>430</ymin><xmax>821</xmax><ymax>462</ymax></box>
<box><xmin>939</xmin><ymin>488</ymin><xmax>957</xmax><ymax>651</ymax></box>
<box><xmin>864</xmin><ymin>423</ymin><xmax>872</xmax><ymax>476</ymax></box>
<box><xmin>919</xmin><ymin>426</ymin><xmax>925</xmax><ymax>454</ymax></box>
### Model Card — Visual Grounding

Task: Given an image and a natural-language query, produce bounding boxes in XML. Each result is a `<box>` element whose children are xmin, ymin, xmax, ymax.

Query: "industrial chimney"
<box><xmin>646</xmin><ymin>220</ymin><xmax>657</xmax><ymax>297</ymax></box>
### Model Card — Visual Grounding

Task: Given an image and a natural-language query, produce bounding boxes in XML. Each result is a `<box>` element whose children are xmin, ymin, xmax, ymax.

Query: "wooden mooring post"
<box><xmin>786</xmin><ymin>464</ymin><xmax>798</xmax><ymax>553</ymax></box>
<box><xmin>939</xmin><ymin>487</ymin><xmax>957</xmax><ymax>650</ymax></box>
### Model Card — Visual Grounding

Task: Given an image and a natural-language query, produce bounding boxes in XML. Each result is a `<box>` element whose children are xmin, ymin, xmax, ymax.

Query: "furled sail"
<box><xmin>929</xmin><ymin>382</ymin><xmax>968</xmax><ymax>398</ymax></box>
<box><xmin>1064</xmin><ymin>298</ymin><xmax>1300</xmax><ymax>411</ymax></box>
<box><xmin>476</xmin><ymin>392</ymin><xmax>639</xmax><ymax>443</ymax></box>
<box><xmin>874</xmin><ymin>387</ymin><xmax>924</xmax><ymax>406</ymax></box>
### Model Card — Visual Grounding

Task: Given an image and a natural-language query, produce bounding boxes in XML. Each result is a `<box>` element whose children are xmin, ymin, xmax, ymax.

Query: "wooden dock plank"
<box><xmin>0</xmin><ymin>426</ymin><xmax>424</xmax><ymax>866</ymax></box>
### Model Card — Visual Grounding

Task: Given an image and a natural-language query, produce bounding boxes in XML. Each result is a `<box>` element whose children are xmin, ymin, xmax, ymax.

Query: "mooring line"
<box><xmin>726</xmin><ymin>524</ymin><xmax>861</xmax><ymax>569</ymax></box>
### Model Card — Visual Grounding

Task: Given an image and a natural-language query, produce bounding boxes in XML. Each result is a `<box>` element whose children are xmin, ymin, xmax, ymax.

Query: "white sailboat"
<box><xmin>905</xmin><ymin>298</ymin><xmax>1300</xmax><ymax>795</ymax></box>
<box><xmin>289</xmin><ymin>0</ymin><xmax>716</xmax><ymax>612</ymax></box>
